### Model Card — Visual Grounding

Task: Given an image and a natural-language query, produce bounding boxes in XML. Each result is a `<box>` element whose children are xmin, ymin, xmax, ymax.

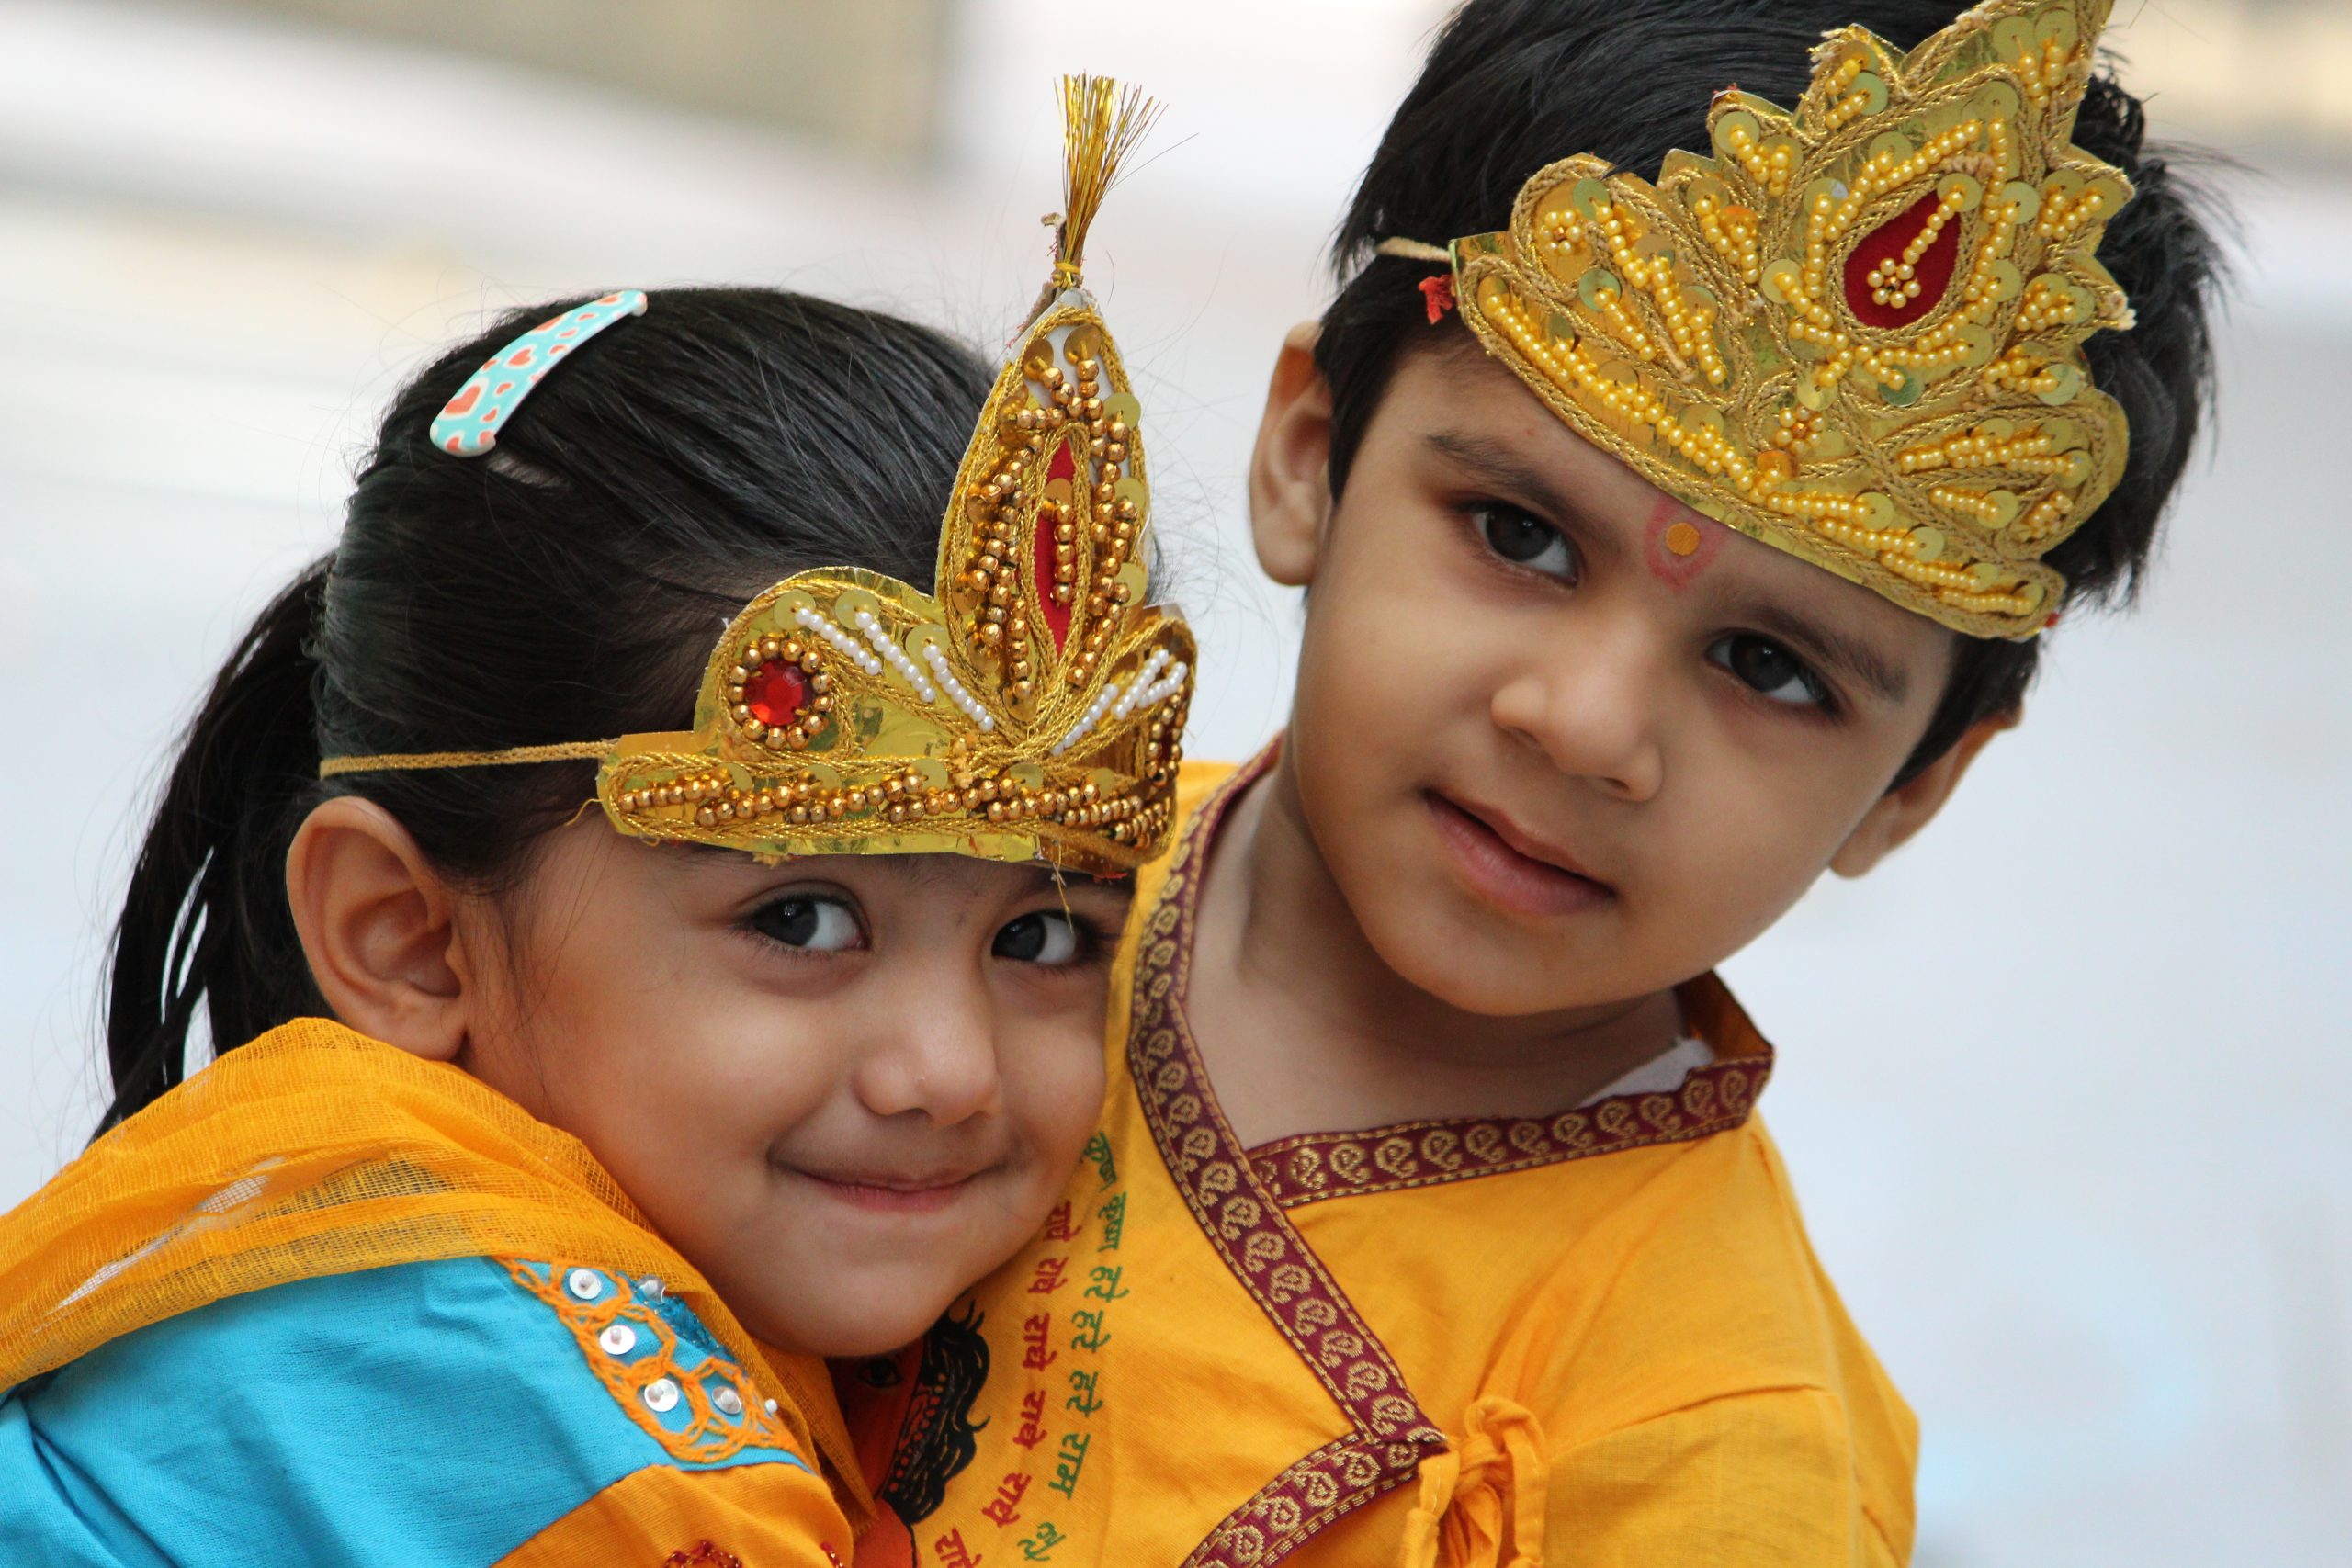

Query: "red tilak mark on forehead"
<box><xmin>1644</xmin><ymin>496</ymin><xmax>1726</xmax><ymax>592</ymax></box>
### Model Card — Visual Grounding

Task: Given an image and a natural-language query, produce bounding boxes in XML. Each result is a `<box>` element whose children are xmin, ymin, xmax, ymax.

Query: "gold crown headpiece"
<box><xmin>1426</xmin><ymin>0</ymin><xmax>2132</xmax><ymax>638</ymax></box>
<box><xmin>325</xmin><ymin>76</ymin><xmax>1194</xmax><ymax>876</ymax></box>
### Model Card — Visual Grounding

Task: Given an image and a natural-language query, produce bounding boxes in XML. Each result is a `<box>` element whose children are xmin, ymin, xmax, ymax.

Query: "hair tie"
<box><xmin>1373</xmin><ymin>238</ymin><xmax>1457</xmax><ymax>322</ymax></box>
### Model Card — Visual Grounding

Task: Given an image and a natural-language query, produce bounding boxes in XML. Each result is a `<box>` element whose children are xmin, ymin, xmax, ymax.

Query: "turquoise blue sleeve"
<box><xmin>0</xmin><ymin>1258</ymin><xmax>810</xmax><ymax>1567</ymax></box>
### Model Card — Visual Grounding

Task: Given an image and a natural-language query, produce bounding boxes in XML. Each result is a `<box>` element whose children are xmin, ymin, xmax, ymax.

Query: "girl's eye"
<box><xmin>748</xmin><ymin>896</ymin><xmax>865</xmax><ymax>953</ymax></box>
<box><xmin>992</xmin><ymin>910</ymin><xmax>1083</xmax><ymax>966</ymax></box>
<box><xmin>1473</xmin><ymin>502</ymin><xmax>1577</xmax><ymax>582</ymax></box>
<box><xmin>1709</xmin><ymin>634</ymin><xmax>1832</xmax><ymax>709</ymax></box>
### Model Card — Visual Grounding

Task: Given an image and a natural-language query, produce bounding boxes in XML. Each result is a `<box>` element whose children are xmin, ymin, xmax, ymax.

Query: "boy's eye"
<box><xmin>749</xmin><ymin>896</ymin><xmax>865</xmax><ymax>952</ymax></box>
<box><xmin>1473</xmin><ymin>502</ymin><xmax>1577</xmax><ymax>582</ymax></box>
<box><xmin>1708</xmin><ymin>634</ymin><xmax>1832</xmax><ymax>709</ymax></box>
<box><xmin>992</xmin><ymin>910</ymin><xmax>1083</xmax><ymax>966</ymax></box>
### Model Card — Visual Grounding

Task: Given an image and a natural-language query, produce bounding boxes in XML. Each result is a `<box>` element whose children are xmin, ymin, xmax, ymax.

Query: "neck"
<box><xmin>1186</xmin><ymin>749</ymin><xmax>1683</xmax><ymax>1149</ymax></box>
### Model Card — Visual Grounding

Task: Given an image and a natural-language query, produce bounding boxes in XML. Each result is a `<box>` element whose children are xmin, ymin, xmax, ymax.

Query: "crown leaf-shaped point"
<box><xmin>594</xmin><ymin>76</ymin><xmax>1193</xmax><ymax>873</ymax></box>
<box><xmin>1451</xmin><ymin>0</ymin><xmax>2131</xmax><ymax>638</ymax></box>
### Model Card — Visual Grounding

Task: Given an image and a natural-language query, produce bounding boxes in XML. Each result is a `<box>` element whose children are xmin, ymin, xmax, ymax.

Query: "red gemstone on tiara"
<box><xmin>1843</xmin><ymin>190</ymin><xmax>1961</xmax><ymax>330</ymax></box>
<box><xmin>1038</xmin><ymin>441</ymin><xmax>1080</xmax><ymax>650</ymax></box>
<box><xmin>743</xmin><ymin>662</ymin><xmax>809</xmax><ymax>727</ymax></box>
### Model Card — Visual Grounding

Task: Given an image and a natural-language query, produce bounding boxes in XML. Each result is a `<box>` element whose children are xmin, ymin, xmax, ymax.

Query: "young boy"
<box><xmin>849</xmin><ymin>1</ymin><xmax>2222</xmax><ymax>1562</ymax></box>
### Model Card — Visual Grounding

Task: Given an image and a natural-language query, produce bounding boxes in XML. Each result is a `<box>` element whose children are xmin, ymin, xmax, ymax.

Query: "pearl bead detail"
<box><xmin>921</xmin><ymin>642</ymin><xmax>996</xmax><ymax>732</ymax></box>
<box><xmin>1049</xmin><ymin>679</ymin><xmax>1122</xmax><ymax>757</ymax></box>
<box><xmin>1108</xmin><ymin>649</ymin><xmax>1171</xmax><ymax>721</ymax></box>
<box><xmin>851</xmin><ymin>608</ymin><xmax>938</xmax><ymax>704</ymax></box>
<box><xmin>794</xmin><ymin>606</ymin><xmax>883</xmax><ymax>677</ymax></box>
<box><xmin>1128</xmin><ymin>660</ymin><xmax>1190</xmax><ymax>716</ymax></box>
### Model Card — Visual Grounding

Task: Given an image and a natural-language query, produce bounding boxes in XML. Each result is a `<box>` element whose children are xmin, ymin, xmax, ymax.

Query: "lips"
<box><xmin>1424</xmin><ymin>791</ymin><xmax>1614</xmax><ymax>919</ymax></box>
<box><xmin>789</xmin><ymin>1165</ymin><xmax>986</xmax><ymax>1216</ymax></box>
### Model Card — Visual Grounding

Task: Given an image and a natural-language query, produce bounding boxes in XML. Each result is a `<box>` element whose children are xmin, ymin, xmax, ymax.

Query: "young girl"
<box><xmin>0</xmin><ymin>83</ymin><xmax>1190</xmax><ymax>1567</ymax></box>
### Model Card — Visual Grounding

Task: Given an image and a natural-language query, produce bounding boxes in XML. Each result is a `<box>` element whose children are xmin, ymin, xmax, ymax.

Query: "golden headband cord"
<box><xmin>1374</xmin><ymin>237</ymin><xmax>1450</xmax><ymax>263</ymax></box>
<box><xmin>319</xmin><ymin>741</ymin><xmax>616</xmax><ymax>779</ymax></box>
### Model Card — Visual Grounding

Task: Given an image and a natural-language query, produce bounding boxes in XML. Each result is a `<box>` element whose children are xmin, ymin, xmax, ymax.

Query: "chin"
<box><xmin>1360</xmin><ymin>890</ymin><xmax>1614</xmax><ymax>1017</ymax></box>
<box><xmin>813</xmin><ymin>1318</ymin><xmax>932</xmax><ymax>1360</ymax></box>
<box><xmin>1363</xmin><ymin>910</ymin><xmax>1520</xmax><ymax>1012</ymax></box>
<box><xmin>760</xmin><ymin>1298</ymin><xmax>938</xmax><ymax>1360</ymax></box>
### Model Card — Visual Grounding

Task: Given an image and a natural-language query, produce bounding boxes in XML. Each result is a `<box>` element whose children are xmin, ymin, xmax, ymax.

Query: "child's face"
<box><xmin>459</xmin><ymin>823</ymin><xmax>1125</xmax><ymax>1357</ymax></box>
<box><xmin>1261</xmin><ymin>338</ymin><xmax>1977</xmax><ymax>1017</ymax></box>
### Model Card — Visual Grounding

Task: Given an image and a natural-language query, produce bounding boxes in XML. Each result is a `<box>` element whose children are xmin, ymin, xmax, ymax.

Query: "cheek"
<box><xmin>1003</xmin><ymin>1010</ymin><xmax>1109</xmax><ymax>1173</ymax></box>
<box><xmin>498</xmin><ymin>928</ymin><xmax>844</xmax><ymax>1215</ymax></box>
<box><xmin>1291</xmin><ymin>510</ymin><xmax>1476</xmax><ymax>779</ymax></box>
<box><xmin>1647</xmin><ymin>758</ymin><xmax>1872</xmax><ymax>936</ymax></box>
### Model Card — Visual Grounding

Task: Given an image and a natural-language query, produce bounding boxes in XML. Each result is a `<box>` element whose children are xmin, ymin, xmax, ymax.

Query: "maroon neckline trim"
<box><xmin>1127</xmin><ymin>749</ymin><xmax>1442</xmax><ymax>1566</ymax></box>
<box><xmin>1246</xmin><ymin>1005</ymin><xmax>1768</xmax><ymax>1209</ymax></box>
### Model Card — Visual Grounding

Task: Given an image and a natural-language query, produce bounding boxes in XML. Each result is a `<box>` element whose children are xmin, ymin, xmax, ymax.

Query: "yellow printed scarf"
<box><xmin>0</xmin><ymin>1017</ymin><xmax>869</xmax><ymax>1529</ymax></box>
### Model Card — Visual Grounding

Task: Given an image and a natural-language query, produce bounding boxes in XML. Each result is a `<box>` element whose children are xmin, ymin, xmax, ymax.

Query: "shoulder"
<box><xmin>10</xmin><ymin>1258</ymin><xmax>822</xmax><ymax>1565</ymax></box>
<box><xmin>1175</xmin><ymin>756</ymin><xmax>1239</xmax><ymax>812</ymax></box>
<box><xmin>1555</xmin><ymin>1116</ymin><xmax>1891</xmax><ymax>1374</ymax></box>
<box><xmin>1120</xmin><ymin>757</ymin><xmax>1242</xmax><ymax>923</ymax></box>
<box><xmin>1529</xmin><ymin>1120</ymin><xmax>1917</xmax><ymax>1536</ymax></box>
<box><xmin>1544</xmin><ymin>1383</ymin><xmax>1913</xmax><ymax>1564</ymax></box>
<box><xmin>1164</xmin><ymin>757</ymin><xmax>1242</xmax><ymax>859</ymax></box>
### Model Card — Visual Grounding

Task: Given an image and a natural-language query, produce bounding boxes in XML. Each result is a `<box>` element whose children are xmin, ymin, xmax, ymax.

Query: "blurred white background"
<box><xmin>1</xmin><ymin>1</ymin><xmax>2344</xmax><ymax>1562</ymax></box>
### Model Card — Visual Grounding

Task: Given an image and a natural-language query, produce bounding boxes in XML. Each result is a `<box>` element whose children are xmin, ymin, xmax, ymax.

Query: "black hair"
<box><xmin>100</xmin><ymin>288</ymin><xmax>997</xmax><ymax>1132</ymax></box>
<box><xmin>1318</xmin><ymin>0</ymin><xmax>2227</xmax><ymax>782</ymax></box>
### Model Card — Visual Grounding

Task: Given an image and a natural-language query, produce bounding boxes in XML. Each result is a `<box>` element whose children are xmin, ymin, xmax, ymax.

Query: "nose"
<box><xmin>1488</xmin><ymin>612</ymin><xmax>1667</xmax><ymax>803</ymax></box>
<box><xmin>851</xmin><ymin>969</ymin><xmax>1006</xmax><ymax>1126</ymax></box>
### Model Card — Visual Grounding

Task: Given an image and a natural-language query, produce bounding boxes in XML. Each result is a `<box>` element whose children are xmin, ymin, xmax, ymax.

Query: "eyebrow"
<box><xmin>1423</xmin><ymin>430</ymin><xmax>1607</xmax><ymax>547</ymax></box>
<box><xmin>1734</xmin><ymin>599</ymin><xmax>1914</xmax><ymax>705</ymax></box>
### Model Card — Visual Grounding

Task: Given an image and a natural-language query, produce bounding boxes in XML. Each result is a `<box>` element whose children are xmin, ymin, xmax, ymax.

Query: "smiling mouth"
<box><xmin>1424</xmin><ymin>791</ymin><xmax>1615</xmax><ymax>919</ymax></box>
<box><xmin>791</xmin><ymin>1168</ymin><xmax>985</xmax><ymax>1215</ymax></box>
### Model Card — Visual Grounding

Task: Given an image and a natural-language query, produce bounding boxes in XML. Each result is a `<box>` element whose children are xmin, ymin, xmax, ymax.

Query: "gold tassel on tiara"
<box><xmin>1034</xmin><ymin>74</ymin><xmax>1164</xmax><ymax>316</ymax></box>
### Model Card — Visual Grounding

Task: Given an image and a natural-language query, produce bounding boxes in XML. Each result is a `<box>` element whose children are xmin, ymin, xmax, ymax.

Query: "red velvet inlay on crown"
<box><xmin>1037</xmin><ymin>442</ymin><xmax>1080</xmax><ymax>649</ymax></box>
<box><xmin>742</xmin><ymin>662</ymin><xmax>808</xmax><ymax>727</ymax></box>
<box><xmin>1843</xmin><ymin>191</ymin><xmax>1961</xmax><ymax>330</ymax></box>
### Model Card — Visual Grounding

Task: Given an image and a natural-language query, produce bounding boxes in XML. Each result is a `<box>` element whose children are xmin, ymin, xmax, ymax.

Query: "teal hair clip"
<box><xmin>430</xmin><ymin>289</ymin><xmax>648</xmax><ymax>457</ymax></box>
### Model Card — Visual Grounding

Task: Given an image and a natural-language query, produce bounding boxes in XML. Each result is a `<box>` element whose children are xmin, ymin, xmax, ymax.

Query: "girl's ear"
<box><xmin>1248</xmin><ymin>321</ymin><xmax>1337</xmax><ymax>589</ymax></box>
<box><xmin>284</xmin><ymin>796</ymin><xmax>472</xmax><ymax>1060</ymax></box>
<box><xmin>1830</xmin><ymin>708</ymin><xmax>2018</xmax><ymax>879</ymax></box>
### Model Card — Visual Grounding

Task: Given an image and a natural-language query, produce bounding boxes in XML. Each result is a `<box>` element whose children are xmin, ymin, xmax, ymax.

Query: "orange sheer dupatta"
<box><xmin>0</xmin><ymin>1017</ymin><xmax>870</xmax><ymax>1529</ymax></box>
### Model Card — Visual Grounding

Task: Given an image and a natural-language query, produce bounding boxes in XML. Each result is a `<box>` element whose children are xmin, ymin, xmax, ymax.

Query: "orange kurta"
<box><xmin>854</xmin><ymin>756</ymin><xmax>1915</xmax><ymax>1567</ymax></box>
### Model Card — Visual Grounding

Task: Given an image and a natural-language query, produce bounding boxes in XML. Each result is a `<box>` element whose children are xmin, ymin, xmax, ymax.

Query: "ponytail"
<box><xmin>100</xmin><ymin>558</ymin><xmax>332</xmax><ymax>1133</ymax></box>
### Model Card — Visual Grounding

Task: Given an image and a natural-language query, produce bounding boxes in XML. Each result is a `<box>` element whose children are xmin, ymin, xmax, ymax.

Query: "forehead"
<box><xmin>668</xmin><ymin>842</ymin><xmax>1129</xmax><ymax>902</ymax></box>
<box><xmin>1371</xmin><ymin>343</ymin><xmax>1951</xmax><ymax>656</ymax></box>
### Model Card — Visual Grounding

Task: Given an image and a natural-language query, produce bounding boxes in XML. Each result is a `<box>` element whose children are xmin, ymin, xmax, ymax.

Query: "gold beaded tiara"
<box><xmin>322</xmin><ymin>77</ymin><xmax>1195</xmax><ymax>876</ymax></box>
<box><xmin>1424</xmin><ymin>0</ymin><xmax>2132</xmax><ymax>639</ymax></box>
